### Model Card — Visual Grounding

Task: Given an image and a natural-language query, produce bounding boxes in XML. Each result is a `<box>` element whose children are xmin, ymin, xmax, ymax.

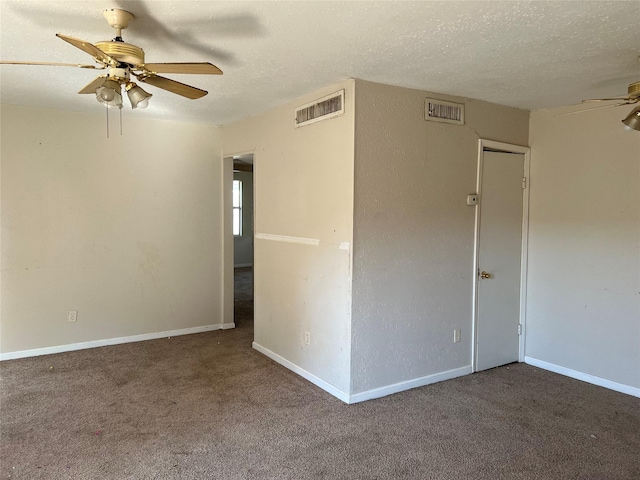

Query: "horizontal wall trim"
<box><xmin>525</xmin><ymin>356</ymin><xmax>640</xmax><ymax>398</ymax></box>
<box><xmin>0</xmin><ymin>323</ymin><xmax>235</xmax><ymax>361</ymax></box>
<box><xmin>349</xmin><ymin>365</ymin><xmax>473</xmax><ymax>404</ymax></box>
<box><xmin>255</xmin><ymin>233</ymin><xmax>320</xmax><ymax>246</ymax></box>
<box><xmin>252</xmin><ymin>342</ymin><xmax>350</xmax><ymax>403</ymax></box>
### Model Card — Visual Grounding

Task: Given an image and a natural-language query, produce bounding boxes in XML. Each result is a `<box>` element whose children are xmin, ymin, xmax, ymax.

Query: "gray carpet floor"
<box><xmin>1</xmin><ymin>267</ymin><xmax>639</xmax><ymax>479</ymax></box>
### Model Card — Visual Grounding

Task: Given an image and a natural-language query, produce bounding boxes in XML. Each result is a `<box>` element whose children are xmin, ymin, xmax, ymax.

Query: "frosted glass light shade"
<box><xmin>622</xmin><ymin>105</ymin><xmax>640</xmax><ymax>132</ymax></box>
<box><xmin>126</xmin><ymin>84</ymin><xmax>152</xmax><ymax>109</ymax></box>
<box><xmin>96</xmin><ymin>79</ymin><xmax>123</xmax><ymax>109</ymax></box>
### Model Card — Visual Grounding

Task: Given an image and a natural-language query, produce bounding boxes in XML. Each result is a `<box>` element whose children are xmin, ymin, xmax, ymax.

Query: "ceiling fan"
<box><xmin>0</xmin><ymin>8</ymin><xmax>223</xmax><ymax>110</ymax></box>
<box><xmin>580</xmin><ymin>79</ymin><xmax>640</xmax><ymax>131</ymax></box>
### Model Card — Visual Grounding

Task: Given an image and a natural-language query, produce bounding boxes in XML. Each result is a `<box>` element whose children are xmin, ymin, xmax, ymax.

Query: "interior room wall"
<box><xmin>527</xmin><ymin>105</ymin><xmax>640</xmax><ymax>393</ymax></box>
<box><xmin>351</xmin><ymin>79</ymin><xmax>530</xmax><ymax>396</ymax></box>
<box><xmin>1</xmin><ymin>104</ymin><xmax>225</xmax><ymax>357</ymax></box>
<box><xmin>222</xmin><ymin>80</ymin><xmax>355</xmax><ymax>396</ymax></box>
<box><xmin>233</xmin><ymin>171</ymin><xmax>254</xmax><ymax>267</ymax></box>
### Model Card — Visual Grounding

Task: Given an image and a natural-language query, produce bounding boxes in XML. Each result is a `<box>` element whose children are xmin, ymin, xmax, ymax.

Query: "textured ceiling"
<box><xmin>1</xmin><ymin>1</ymin><xmax>639</xmax><ymax>125</ymax></box>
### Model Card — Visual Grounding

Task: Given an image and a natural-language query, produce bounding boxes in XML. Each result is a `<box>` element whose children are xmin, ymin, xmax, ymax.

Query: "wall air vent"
<box><xmin>295</xmin><ymin>90</ymin><xmax>345</xmax><ymax>127</ymax></box>
<box><xmin>425</xmin><ymin>98</ymin><xmax>465</xmax><ymax>125</ymax></box>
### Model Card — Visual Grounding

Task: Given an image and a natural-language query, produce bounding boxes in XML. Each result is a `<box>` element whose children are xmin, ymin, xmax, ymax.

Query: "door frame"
<box><xmin>222</xmin><ymin>150</ymin><xmax>256</xmax><ymax>327</ymax></box>
<box><xmin>471</xmin><ymin>139</ymin><xmax>531</xmax><ymax>372</ymax></box>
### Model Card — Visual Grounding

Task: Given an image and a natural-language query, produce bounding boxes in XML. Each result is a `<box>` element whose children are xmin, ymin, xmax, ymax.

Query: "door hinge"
<box><xmin>522</xmin><ymin>177</ymin><xmax>527</xmax><ymax>189</ymax></box>
<box><xmin>518</xmin><ymin>324</ymin><xmax>522</xmax><ymax>335</ymax></box>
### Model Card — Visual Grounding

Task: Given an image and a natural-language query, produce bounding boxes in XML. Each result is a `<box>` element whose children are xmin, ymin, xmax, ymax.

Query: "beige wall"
<box><xmin>7</xmin><ymin>80</ymin><xmax>634</xmax><ymax>401</ymax></box>
<box><xmin>351</xmin><ymin>80</ymin><xmax>529</xmax><ymax>393</ymax></box>
<box><xmin>527</xmin><ymin>105</ymin><xmax>640</xmax><ymax>390</ymax></box>
<box><xmin>223</xmin><ymin>80</ymin><xmax>355</xmax><ymax>394</ymax></box>
<box><xmin>1</xmin><ymin>105</ymin><xmax>224</xmax><ymax>355</ymax></box>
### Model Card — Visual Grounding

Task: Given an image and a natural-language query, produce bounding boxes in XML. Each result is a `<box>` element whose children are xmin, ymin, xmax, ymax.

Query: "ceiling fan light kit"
<box><xmin>0</xmin><ymin>7</ymin><xmax>223</xmax><ymax>120</ymax></box>
<box><xmin>621</xmin><ymin>82</ymin><xmax>640</xmax><ymax>131</ymax></box>
<box><xmin>622</xmin><ymin>105</ymin><xmax>640</xmax><ymax>132</ymax></box>
<box><xmin>91</xmin><ymin>66</ymin><xmax>153</xmax><ymax>110</ymax></box>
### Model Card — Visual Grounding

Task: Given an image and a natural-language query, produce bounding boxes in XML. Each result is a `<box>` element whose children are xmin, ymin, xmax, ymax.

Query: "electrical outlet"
<box><xmin>453</xmin><ymin>328</ymin><xmax>461</xmax><ymax>343</ymax></box>
<box><xmin>68</xmin><ymin>311</ymin><xmax>78</xmax><ymax>323</ymax></box>
<box><xmin>304</xmin><ymin>331</ymin><xmax>311</xmax><ymax>346</ymax></box>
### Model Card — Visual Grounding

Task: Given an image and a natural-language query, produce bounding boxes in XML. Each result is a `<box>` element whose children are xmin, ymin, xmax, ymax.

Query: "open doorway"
<box><xmin>232</xmin><ymin>154</ymin><xmax>254</xmax><ymax>329</ymax></box>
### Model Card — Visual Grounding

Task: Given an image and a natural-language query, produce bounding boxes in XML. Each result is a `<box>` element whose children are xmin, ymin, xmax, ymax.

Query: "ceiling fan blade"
<box><xmin>582</xmin><ymin>96</ymin><xmax>633</xmax><ymax>103</ymax></box>
<box><xmin>137</xmin><ymin>74</ymin><xmax>207</xmax><ymax>99</ymax></box>
<box><xmin>0</xmin><ymin>60</ymin><xmax>104</xmax><ymax>69</ymax></box>
<box><xmin>78</xmin><ymin>75</ymin><xmax>107</xmax><ymax>94</ymax></box>
<box><xmin>56</xmin><ymin>34</ymin><xmax>115</xmax><ymax>66</ymax></box>
<box><xmin>138</xmin><ymin>62</ymin><xmax>223</xmax><ymax>75</ymax></box>
<box><xmin>556</xmin><ymin>100</ymin><xmax>639</xmax><ymax>117</ymax></box>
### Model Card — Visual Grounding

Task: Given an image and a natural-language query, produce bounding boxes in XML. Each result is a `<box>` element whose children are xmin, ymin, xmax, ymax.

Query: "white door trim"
<box><xmin>222</xmin><ymin>155</ymin><xmax>234</xmax><ymax>326</ymax></box>
<box><xmin>472</xmin><ymin>139</ymin><xmax>531</xmax><ymax>372</ymax></box>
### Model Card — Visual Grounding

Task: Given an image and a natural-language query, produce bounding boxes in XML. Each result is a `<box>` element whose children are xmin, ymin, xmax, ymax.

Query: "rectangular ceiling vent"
<box><xmin>295</xmin><ymin>90</ymin><xmax>345</xmax><ymax>127</ymax></box>
<box><xmin>425</xmin><ymin>98</ymin><xmax>465</xmax><ymax>125</ymax></box>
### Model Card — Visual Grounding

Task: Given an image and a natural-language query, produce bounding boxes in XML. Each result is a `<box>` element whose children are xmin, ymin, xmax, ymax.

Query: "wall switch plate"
<box><xmin>304</xmin><ymin>331</ymin><xmax>311</xmax><ymax>346</ymax></box>
<box><xmin>68</xmin><ymin>311</ymin><xmax>78</xmax><ymax>323</ymax></box>
<box><xmin>453</xmin><ymin>328</ymin><xmax>461</xmax><ymax>343</ymax></box>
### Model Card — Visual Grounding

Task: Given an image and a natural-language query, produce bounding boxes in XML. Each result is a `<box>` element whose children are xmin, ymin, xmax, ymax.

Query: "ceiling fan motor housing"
<box><xmin>95</xmin><ymin>41</ymin><xmax>144</xmax><ymax>66</ymax></box>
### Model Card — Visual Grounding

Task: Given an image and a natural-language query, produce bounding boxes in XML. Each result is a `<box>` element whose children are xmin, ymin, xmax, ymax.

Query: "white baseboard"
<box><xmin>252</xmin><ymin>342</ymin><xmax>350</xmax><ymax>403</ymax></box>
<box><xmin>525</xmin><ymin>356</ymin><xmax>640</xmax><ymax>398</ymax></box>
<box><xmin>252</xmin><ymin>342</ymin><xmax>473</xmax><ymax>404</ymax></box>
<box><xmin>0</xmin><ymin>323</ymin><xmax>235</xmax><ymax>361</ymax></box>
<box><xmin>234</xmin><ymin>263</ymin><xmax>253</xmax><ymax>268</ymax></box>
<box><xmin>348</xmin><ymin>365</ymin><xmax>473</xmax><ymax>404</ymax></box>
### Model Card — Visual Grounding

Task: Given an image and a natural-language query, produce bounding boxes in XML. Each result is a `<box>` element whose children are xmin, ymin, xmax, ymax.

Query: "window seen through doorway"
<box><xmin>233</xmin><ymin>180</ymin><xmax>243</xmax><ymax>236</ymax></box>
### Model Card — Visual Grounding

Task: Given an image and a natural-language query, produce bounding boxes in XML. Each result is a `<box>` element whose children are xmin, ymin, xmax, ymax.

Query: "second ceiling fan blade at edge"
<box><xmin>56</xmin><ymin>34</ymin><xmax>114</xmax><ymax>66</ymax></box>
<box><xmin>582</xmin><ymin>96</ymin><xmax>635</xmax><ymax>103</ymax></box>
<box><xmin>139</xmin><ymin>62</ymin><xmax>222</xmax><ymax>75</ymax></box>
<box><xmin>556</xmin><ymin>100</ymin><xmax>639</xmax><ymax>117</ymax></box>
<box><xmin>0</xmin><ymin>60</ymin><xmax>104</xmax><ymax>69</ymax></box>
<box><xmin>78</xmin><ymin>75</ymin><xmax>107</xmax><ymax>94</ymax></box>
<box><xmin>137</xmin><ymin>75</ymin><xmax>208</xmax><ymax>99</ymax></box>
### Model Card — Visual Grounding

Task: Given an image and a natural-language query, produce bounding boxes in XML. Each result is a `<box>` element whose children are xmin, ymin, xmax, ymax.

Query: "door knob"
<box><xmin>480</xmin><ymin>271</ymin><xmax>492</xmax><ymax>279</ymax></box>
